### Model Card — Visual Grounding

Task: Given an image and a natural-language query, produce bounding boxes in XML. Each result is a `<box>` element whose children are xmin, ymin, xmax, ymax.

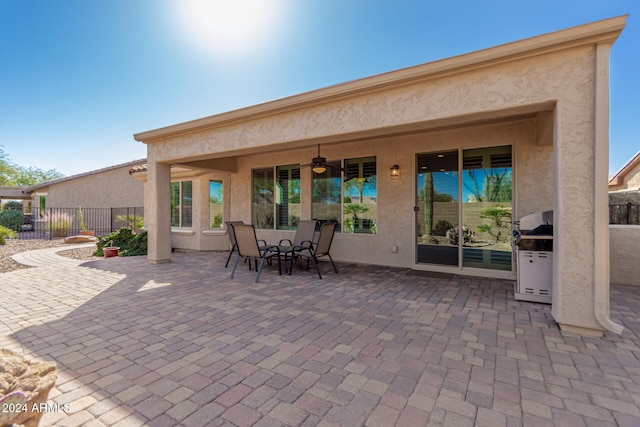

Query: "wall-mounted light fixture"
<box><xmin>390</xmin><ymin>164</ymin><xmax>400</xmax><ymax>177</ymax></box>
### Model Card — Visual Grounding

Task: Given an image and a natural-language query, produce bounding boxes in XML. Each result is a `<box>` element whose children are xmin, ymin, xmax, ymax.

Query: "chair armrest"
<box><xmin>279</xmin><ymin>239</ymin><xmax>293</xmax><ymax>246</ymax></box>
<box><xmin>257</xmin><ymin>239</ymin><xmax>267</xmax><ymax>246</ymax></box>
<box><xmin>294</xmin><ymin>240</ymin><xmax>314</xmax><ymax>250</ymax></box>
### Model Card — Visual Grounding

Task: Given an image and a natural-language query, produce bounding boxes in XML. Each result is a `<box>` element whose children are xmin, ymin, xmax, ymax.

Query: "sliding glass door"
<box><xmin>416</xmin><ymin>151</ymin><xmax>459</xmax><ymax>266</ymax></box>
<box><xmin>462</xmin><ymin>146</ymin><xmax>513</xmax><ymax>270</ymax></box>
<box><xmin>416</xmin><ymin>146</ymin><xmax>513</xmax><ymax>273</ymax></box>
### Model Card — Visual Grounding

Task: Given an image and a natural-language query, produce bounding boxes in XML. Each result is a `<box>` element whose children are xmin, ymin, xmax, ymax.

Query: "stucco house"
<box><xmin>22</xmin><ymin>159</ymin><xmax>146</xmax><ymax>209</ymax></box>
<box><xmin>133</xmin><ymin>16</ymin><xmax>627</xmax><ymax>337</ymax></box>
<box><xmin>2</xmin><ymin>159</ymin><xmax>146</xmax><ymax>236</ymax></box>
<box><xmin>609</xmin><ymin>151</ymin><xmax>640</xmax><ymax>192</ymax></box>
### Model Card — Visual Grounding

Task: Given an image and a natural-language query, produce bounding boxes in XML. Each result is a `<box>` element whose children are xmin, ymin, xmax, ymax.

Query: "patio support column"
<box><xmin>593</xmin><ymin>42</ymin><xmax>623</xmax><ymax>334</ymax></box>
<box><xmin>147</xmin><ymin>160</ymin><xmax>172</xmax><ymax>264</ymax></box>
<box><xmin>552</xmin><ymin>40</ymin><xmax>624</xmax><ymax>336</ymax></box>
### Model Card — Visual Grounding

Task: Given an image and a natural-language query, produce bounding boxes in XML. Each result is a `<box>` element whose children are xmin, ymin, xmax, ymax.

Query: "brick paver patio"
<box><xmin>1</xmin><ymin>250</ymin><xmax>639</xmax><ymax>426</ymax></box>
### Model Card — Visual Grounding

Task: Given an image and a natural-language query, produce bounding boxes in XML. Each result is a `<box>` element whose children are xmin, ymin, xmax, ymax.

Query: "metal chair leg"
<box><xmin>224</xmin><ymin>244</ymin><xmax>237</xmax><ymax>268</ymax></box>
<box><xmin>310</xmin><ymin>255</ymin><xmax>322</xmax><ymax>279</ymax></box>
<box><xmin>327</xmin><ymin>254</ymin><xmax>338</xmax><ymax>273</ymax></box>
<box><xmin>256</xmin><ymin>257</ymin><xmax>267</xmax><ymax>282</ymax></box>
<box><xmin>230</xmin><ymin>253</ymin><xmax>241</xmax><ymax>279</ymax></box>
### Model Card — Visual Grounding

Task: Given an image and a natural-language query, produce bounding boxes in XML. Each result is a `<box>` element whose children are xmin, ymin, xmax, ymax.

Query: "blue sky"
<box><xmin>0</xmin><ymin>0</ymin><xmax>638</xmax><ymax>177</ymax></box>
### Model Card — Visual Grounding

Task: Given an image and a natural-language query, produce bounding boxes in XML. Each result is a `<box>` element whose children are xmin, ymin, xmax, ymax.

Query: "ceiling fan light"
<box><xmin>312</xmin><ymin>165</ymin><xmax>327</xmax><ymax>174</ymax></box>
<box><xmin>311</xmin><ymin>165</ymin><xmax>327</xmax><ymax>173</ymax></box>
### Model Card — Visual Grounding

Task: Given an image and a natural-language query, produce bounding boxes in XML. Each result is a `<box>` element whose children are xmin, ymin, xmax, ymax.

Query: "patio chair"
<box><xmin>277</xmin><ymin>220</ymin><xmax>317</xmax><ymax>273</ymax></box>
<box><xmin>230</xmin><ymin>224</ymin><xmax>281</xmax><ymax>282</ymax></box>
<box><xmin>224</xmin><ymin>221</ymin><xmax>245</xmax><ymax>267</ymax></box>
<box><xmin>291</xmin><ymin>222</ymin><xmax>338</xmax><ymax>279</ymax></box>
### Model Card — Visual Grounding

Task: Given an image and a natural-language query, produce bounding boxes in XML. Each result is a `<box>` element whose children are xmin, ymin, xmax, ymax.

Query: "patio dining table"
<box><xmin>266</xmin><ymin>242</ymin><xmax>313</xmax><ymax>275</ymax></box>
<box><xmin>263</xmin><ymin>220</ymin><xmax>318</xmax><ymax>275</ymax></box>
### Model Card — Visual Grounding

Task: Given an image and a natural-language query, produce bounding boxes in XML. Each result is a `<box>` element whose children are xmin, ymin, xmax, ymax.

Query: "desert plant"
<box><xmin>77</xmin><ymin>206</ymin><xmax>87</xmax><ymax>231</ymax></box>
<box><xmin>446</xmin><ymin>224</ymin><xmax>476</xmax><ymax>246</ymax></box>
<box><xmin>478</xmin><ymin>205</ymin><xmax>512</xmax><ymax>243</ymax></box>
<box><xmin>94</xmin><ymin>227</ymin><xmax>147</xmax><ymax>257</ymax></box>
<box><xmin>433</xmin><ymin>219</ymin><xmax>453</xmax><ymax>236</ymax></box>
<box><xmin>0</xmin><ymin>209</ymin><xmax>23</xmax><ymax>232</ymax></box>
<box><xmin>45</xmin><ymin>211</ymin><xmax>72</xmax><ymax>237</ymax></box>
<box><xmin>0</xmin><ymin>225</ymin><xmax>17</xmax><ymax>245</ymax></box>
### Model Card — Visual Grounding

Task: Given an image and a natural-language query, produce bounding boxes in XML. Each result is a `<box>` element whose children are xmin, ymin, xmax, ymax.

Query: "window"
<box><xmin>252</xmin><ymin>168</ymin><xmax>274</xmax><ymax>229</ymax></box>
<box><xmin>209</xmin><ymin>180</ymin><xmax>223</xmax><ymax>228</ymax></box>
<box><xmin>343</xmin><ymin>156</ymin><xmax>377</xmax><ymax>234</ymax></box>
<box><xmin>171</xmin><ymin>181</ymin><xmax>192</xmax><ymax>227</ymax></box>
<box><xmin>312</xmin><ymin>161</ymin><xmax>342</xmax><ymax>230</ymax></box>
<box><xmin>38</xmin><ymin>195</ymin><xmax>46</xmax><ymax>218</ymax></box>
<box><xmin>276</xmin><ymin>165</ymin><xmax>301</xmax><ymax>230</ymax></box>
<box><xmin>254</xmin><ymin>157</ymin><xmax>377</xmax><ymax>234</ymax></box>
<box><xmin>252</xmin><ymin>165</ymin><xmax>301</xmax><ymax>230</ymax></box>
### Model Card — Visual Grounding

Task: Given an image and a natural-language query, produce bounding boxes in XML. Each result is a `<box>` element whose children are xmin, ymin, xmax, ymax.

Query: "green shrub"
<box><xmin>0</xmin><ymin>225</ymin><xmax>17</xmax><ymax>245</ymax></box>
<box><xmin>0</xmin><ymin>209</ymin><xmax>24</xmax><ymax>232</ymax></box>
<box><xmin>94</xmin><ymin>227</ymin><xmax>147</xmax><ymax>257</ymax></box>
<box><xmin>433</xmin><ymin>220</ymin><xmax>453</xmax><ymax>236</ymax></box>
<box><xmin>211</xmin><ymin>213</ymin><xmax>223</xmax><ymax>228</ymax></box>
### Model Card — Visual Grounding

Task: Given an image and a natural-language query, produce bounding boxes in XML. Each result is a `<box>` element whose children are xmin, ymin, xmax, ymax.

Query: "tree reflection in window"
<box><xmin>343</xmin><ymin>157</ymin><xmax>376</xmax><ymax>234</ymax></box>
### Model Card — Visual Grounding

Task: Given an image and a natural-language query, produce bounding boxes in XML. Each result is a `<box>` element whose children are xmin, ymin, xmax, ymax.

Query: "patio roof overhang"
<box><xmin>0</xmin><ymin>186</ymin><xmax>31</xmax><ymax>200</ymax></box>
<box><xmin>134</xmin><ymin>15</ymin><xmax>626</xmax><ymax>152</ymax></box>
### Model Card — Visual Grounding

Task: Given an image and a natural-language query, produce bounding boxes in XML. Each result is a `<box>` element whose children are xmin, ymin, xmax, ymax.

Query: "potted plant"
<box><xmin>103</xmin><ymin>241</ymin><xmax>120</xmax><ymax>258</ymax></box>
<box><xmin>77</xmin><ymin>206</ymin><xmax>95</xmax><ymax>236</ymax></box>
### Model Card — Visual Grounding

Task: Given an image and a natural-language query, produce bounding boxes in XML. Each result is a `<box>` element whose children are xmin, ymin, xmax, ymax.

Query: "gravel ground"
<box><xmin>0</xmin><ymin>239</ymin><xmax>99</xmax><ymax>274</ymax></box>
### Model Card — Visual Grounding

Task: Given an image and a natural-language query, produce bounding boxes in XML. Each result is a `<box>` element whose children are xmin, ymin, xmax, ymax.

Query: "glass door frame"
<box><xmin>413</xmin><ymin>145</ymin><xmax>516</xmax><ymax>279</ymax></box>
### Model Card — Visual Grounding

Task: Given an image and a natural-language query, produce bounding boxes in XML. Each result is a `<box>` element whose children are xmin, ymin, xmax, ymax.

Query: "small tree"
<box><xmin>344</xmin><ymin>203</ymin><xmax>368</xmax><ymax>220</ymax></box>
<box><xmin>478</xmin><ymin>205</ymin><xmax>512</xmax><ymax>243</ymax></box>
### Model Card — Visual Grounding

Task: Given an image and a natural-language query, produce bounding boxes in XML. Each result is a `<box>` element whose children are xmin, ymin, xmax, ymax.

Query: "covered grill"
<box><xmin>513</xmin><ymin>210</ymin><xmax>553</xmax><ymax>304</ymax></box>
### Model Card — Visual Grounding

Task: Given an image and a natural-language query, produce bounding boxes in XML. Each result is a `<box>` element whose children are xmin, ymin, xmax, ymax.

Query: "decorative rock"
<box><xmin>63</xmin><ymin>235</ymin><xmax>97</xmax><ymax>244</ymax></box>
<box><xmin>0</xmin><ymin>348</ymin><xmax>57</xmax><ymax>427</ymax></box>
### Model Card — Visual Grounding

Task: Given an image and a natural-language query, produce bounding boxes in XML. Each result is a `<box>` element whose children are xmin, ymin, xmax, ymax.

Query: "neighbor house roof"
<box><xmin>609</xmin><ymin>151</ymin><xmax>640</xmax><ymax>187</ymax></box>
<box><xmin>23</xmin><ymin>158</ymin><xmax>147</xmax><ymax>193</ymax></box>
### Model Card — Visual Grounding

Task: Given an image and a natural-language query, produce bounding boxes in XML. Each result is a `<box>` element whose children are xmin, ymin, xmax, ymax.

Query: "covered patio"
<box><xmin>134</xmin><ymin>16</ymin><xmax>628</xmax><ymax>336</ymax></box>
<box><xmin>1</xmin><ymin>251</ymin><xmax>640</xmax><ymax>426</ymax></box>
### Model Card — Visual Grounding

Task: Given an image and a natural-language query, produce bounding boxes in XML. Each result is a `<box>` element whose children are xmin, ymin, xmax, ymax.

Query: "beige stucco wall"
<box><xmin>610</xmin><ymin>225</ymin><xmax>640</xmax><ymax>286</ymax></box>
<box><xmin>168</xmin><ymin>170</ymin><xmax>232</xmax><ymax>251</ymax></box>
<box><xmin>169</xmin><ymin>118</ymin><xmax>547</xmax><ymax>271</ymax></box>
<box><xmin>38</xmin><ymin>165</ymin><xmax>144</xmax><ymax>209</ymax></box>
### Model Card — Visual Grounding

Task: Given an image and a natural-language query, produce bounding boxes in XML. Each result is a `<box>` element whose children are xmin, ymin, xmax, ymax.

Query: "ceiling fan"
<box><xmin>301</xmin><ymin>144</ymin><xmax>343</xmax><ymax>174</ymax></box>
